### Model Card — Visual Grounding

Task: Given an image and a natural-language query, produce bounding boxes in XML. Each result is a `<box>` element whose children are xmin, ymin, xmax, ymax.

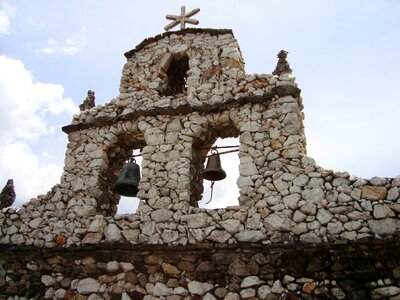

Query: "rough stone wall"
<box><xmin>1</xmin><ymin>241</ymin><xmax>400</xmax><ymax>299</ymax></box>
<box><xmin>0</xmin><ymin>28</ymin><xmax>399</xmax><ymax>299</ymax></box>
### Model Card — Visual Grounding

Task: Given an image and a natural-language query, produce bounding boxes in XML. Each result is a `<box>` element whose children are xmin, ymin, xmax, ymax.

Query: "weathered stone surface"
<box><xmin>373</xmin><ymin>204</ymin><xmax>395</xmax><ymax>219</ymax></box>
<box><xmin>187</xmin><ymin>281</ymin><xmax>213</xmax><ymax>295</ymax></box>
<box><xmin>162</xmin><ymin>263</ymin><xmax>181</xmax><ymax>276</ymax></box>
<box><xmin>224</xmin><ymin>293</ymin><xmax>240</xmax><ymax>300</ymax></box>
<box><xmin>369</xmin><ymin>176</ymin><xmax>387</xmax><ymax>186</ymax></box>
<box><xmin>264</xmin><ymin>213</ymin><xmax>291</xmax><ymax>231</ymax></box>
<box><xmin>206</xmin><ymin>230</ymin><xmax>231</xmax><ymax>243</ymax></box>
<box><xmin>28</xmin><ymin>217</ymin><xmax>43</xmax><ymax>229</ymax></box>
<box><xmin>302</xmin><ymin>188</ymin><xmax>324</xmax><ymax>201</ymax></box>
<box><xmin>153</xmin><ymin>282</ymin><xmax>171</xmax><ymax>296</ymax></box>
<box><xmin>74</xmin><ymin>205</ymin><xmax>97</xmax><ymax>217</ymax></box>
<box><xmin>104</xmin><ymin>224</ymin><xmax>122</xmax><ymax>242</ymax></box>
<box><xmin>258</xmin><ymin>285</ymin><xmax>272</xmax><ymax>299</ymax></box>
<box><xmin>300</xmin><ymin>232</ymin><xmax>322</xmax><ymax>243</ymax></box>
<box><xmin>303</xmin><ymin>282</ymin><xmax>317</xmax><ymax>294</ymax></box>
<box><xmin>236</xmin><ymin>230</ymin><xmax>265</xmax><ymax>242</ymax></box>
<box><xmin>82</xmin><ymin>232</ymin><xmax>102</xmax><ymax>244</ymax></box>
<box><xmin>370</xmin><ymin>286</ymin><xmax>400</xmax><ymax>299</ymax></box>
<box><xmin>361</xmin><ymin>186</ymin><xmax>387</xmax><ymax>200</ymax></box>
<box><xmin>368</xmin><ymin>219</ymin><xmax>397</xmax><ymax>235</ymax></box>
<box><xmin>316</xmin><ymin>209</ymin><xmax>333</xmax><ymax>225</ymax></box>
<box><xmin>240</xmin><ymin>276</ymin><xmax>265</xmax><ymax>288</ymax></box>
<box><xmin>181</xmin><ymin>213</ymin><xmax>211</xmax><ymax>228</ymax></box>
<box><xmin>220</xmin><ymin>219</ymin><xmax>242</xmax><ymax>234</ymax></box>
<box><xmin>41</xmin><ymin>275</ymin><xmax>56</xmax><ymax>287</ymax></box>
<box><xmin>151</xmin><ymin>209</ymin><xmax>173</xmax><ymax>222</ymax></box>
<box><xmin>387</xmin><ymin>187</ymin><xmax>399</xmax><ymax>200</ymax></box>
<box><xmin>240</xmin><ymin>287</ymin><xmax>256</xmax><ymax>298</ymax></box>
<box><xmin>77</xmin><ymin>278</ymin><xmax>101</xmax><ymax>294</ymax></box>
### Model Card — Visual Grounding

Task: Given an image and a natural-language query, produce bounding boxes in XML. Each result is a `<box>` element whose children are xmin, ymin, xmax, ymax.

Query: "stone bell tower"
<box><xmin>62</xmin><ymin>27</ymin><xmax>305</xmax><ymax>216</ymax></box>
<box><xmin>1</xmin><ymin>7</ymin><xmax>399</xmax><ymax>299</ymax></box>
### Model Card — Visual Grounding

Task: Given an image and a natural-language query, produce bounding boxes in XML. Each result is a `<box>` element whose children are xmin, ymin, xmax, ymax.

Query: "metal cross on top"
<box><xmin>164</xmin><ymin>5</ymin><xmax>200</xmax><ymax>31</ymax></box>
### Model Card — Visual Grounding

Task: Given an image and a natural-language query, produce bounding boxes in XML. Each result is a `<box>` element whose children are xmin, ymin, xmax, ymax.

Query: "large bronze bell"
<box><xmin>202</xmin><ymin>149</ymin><xmax>226</xmax><ymax>181</ymax></box>
<box><xmin>112</xmin><ymin>158</ymin><xmax>140</xmax><ymax>197</ymax></box>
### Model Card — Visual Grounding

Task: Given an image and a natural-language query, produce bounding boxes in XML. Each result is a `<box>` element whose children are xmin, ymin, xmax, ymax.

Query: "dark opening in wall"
<box><xmin>116</xmin><ymin>153</ymin><xmax>142</xmax><ymax>215</ymax></box>
<box><xmin>192</xmin><ymin>123</ymin><xmax>240</xmax><ymax>209</ymax></box>
<box><xmin>103</xmin><ymin>133</ymin><xmax>146</xmax><ymax>216</ymax></box>
<box><xmin>163</xmin><ymin>55</ymin><xmax>189</xmax><ymax>96</ymax></box>
<box><xmin>199</xmin><ymin>137</ymin><xmax>240</xmax><ymax>209</ymax></box>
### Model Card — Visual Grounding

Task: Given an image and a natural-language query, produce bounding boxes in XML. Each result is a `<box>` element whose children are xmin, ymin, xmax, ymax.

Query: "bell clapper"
<box><xmin>205</xmin><ymin>181</ymin><xmax>215</xmax><ymax>204</ymax></box>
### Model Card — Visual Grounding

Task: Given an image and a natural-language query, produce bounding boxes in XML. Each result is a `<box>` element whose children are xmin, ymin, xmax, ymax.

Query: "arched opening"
<box><xmin>191</xmin><ymin>120</ymin><xmax>240</xmax><ymax>209</ymax></box>
<box><xmin>199</xmin><ymin>137</ymin><xmax>240</xmax><ymax>209</ymax></box>
<box><xmin>115</xmin><ymin>152</ymin><xmax>142</xmax><ymax>215</ymax></box>
<box><xmin>162</xmin><ymin>54</ymin><xmax>189</xmax><ymax>96</ymax></box>
<box><xmin>101</xmin><ymin>132</ymin><xmax>146</xmax><ymax>216</ymax></box>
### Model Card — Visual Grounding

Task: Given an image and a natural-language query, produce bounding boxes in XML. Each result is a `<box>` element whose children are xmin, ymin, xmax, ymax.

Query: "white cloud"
<box><xmin>0</xmin><ymin>0</ymin><xmax>14</xmax><ymax>35</ymax></box>
<box><xmin>0</xmin><ymin>55</ymin><xmax>77</xmax><ymax>142</ymax></box>
<box><xmin>0</xmin><ymin>55</ymin><xmax>78</xmax><ymax>206</ymax></box>
<box><xmin>38</xmin><ymin>27</ymin><xmax>88</xmax><ymax>56</ymax></box>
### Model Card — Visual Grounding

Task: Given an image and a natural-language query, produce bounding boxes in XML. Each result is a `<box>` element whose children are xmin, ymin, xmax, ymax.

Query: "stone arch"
<box><xmin>191</xmin><ymin>111</ymin><xmax>240</xmax><ymax>206</ymax></box>
<box><xmin>97</xmin><ymin>123</ymin><xmax>146</xmax><ymax>216</ymax></box>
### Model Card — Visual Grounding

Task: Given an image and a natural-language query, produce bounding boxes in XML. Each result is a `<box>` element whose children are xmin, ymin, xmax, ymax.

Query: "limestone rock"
<box><xmin>370</xmin><ymin>286</ymin><xmax>400</xmax><ymax>299</ymax></box>
<box><xmin>373</xmin><ymin>204</ymin><xmax>395</xmax><ymax>219</ymax></box>
<box><xmin>224</xmin><ymin>293</ymin><xmax>240</xmax><ymax>300</ymax></box>
<box><xmin>302</xmin><ymin>187</ymin><xmax>324</xmax><ymax>201</ymax></box>
<box><xmin>258</xmin><ymin>285</ymin><xmax>272</xmax><ymax>299</ymax></box>
<box><xmin>151</xmin><ymin>209</ymin><xmax>173</xmax><ymax>222</ymax></box>
<box><xmin>74</xmin><ymin>205</ymin><xmax>96</xmax><ymax>217</ymax></box>
<box><xmin>181</xmin><ymin>213</ymin><xmax>212</xmax><ymax>228</ymax></box>
<box><xmin>369</xmin><ymin>176</ymin><xmax>387</xmax><ymax>186</ymax></box>
<box><xmin>264</xmin><ymin>213</ymin><xmax>291</xmax><ymax>231</ymax></box>
<box><xmin>240</xmin><ymin>288</ymin><xmax>256</xmax><ymax>298</ymax></box>
<box><xmin>240</xmin><ymin>276</ymin><xmax>265</xmax><ymax>288</ymax></box>
<box><xmin>368</xmin><ymin>219</ymin><xmax>397</xmax><ymax>236</ymax></box>
<box><xmin>387</xmin><ymin>187</ymin><xmax>399</xmax><ymax>200</ymax></box>
<box><xmin>236</xmin><ymin>230</ymin><xmax>265</xmax><ymax>242</ymax></box>
<box><xmin>153</xmin><ymin>282</ymin><xmax>171</xmax><ymax>296</ymax></box>
<box><xmin>300</xmin><ymin>232</ymin><xmax>322</xmax><ymax>243</ymax></box>
<box><xmin>41</xmin><ymin>275</ymin><xmax>56</xmax><ymax>287</ymax></box>
<box><xmin>316</xmin><ymin>209</ymin><xmax>333</xmax><ymax>225</ymax></box>
<box><xmin>77</xmin><ymin>278</ymin><xmax>101</xmax><ymax>294</ymax></box>
<box><xmin>220</xmin><ymin>219</ymin><xmax>242</xmax><ymax>234</ymax></box>
<box><xmin>162</xmin><ymin>263</ymin><xmax>181</xmax><ymax>276</ymax></box>
<box><xmin>104</xmin><ymin>224</ymin><xmax>123</xmax><ymax>242</ymax></box>
<box><xmin>29</xmin><ymin>217</ymin><xmax>43</xmax><ymax>229</ymax></box>
<box><xmin>361</xmin><ymin>186</ymin><xmax>387</xmax><ymax>200</ymax></box>
<box><xmin>206</xmin><ymin>230</ymin><xmax>231</xmax><ymax>243</ymax></box>
<box><xmin>82</xmin><ymin>232</ymin><xmax>102</xmax><ymax>244</ymax></box>
<box><xmin>187</xmin><ymin>281</ymin><xmax>213</xmax><ymax>295</ymax></box>
<box><xmin>88</xmin><ymin>216</ymin><xmax>106</xmax><ymax>233</ymax></box>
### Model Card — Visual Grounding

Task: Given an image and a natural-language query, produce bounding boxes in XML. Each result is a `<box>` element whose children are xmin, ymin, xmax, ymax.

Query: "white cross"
<box><xmin>164</xmin><ymin>5</ymin><xmax>200</xmax><ymax>31</ymax></box>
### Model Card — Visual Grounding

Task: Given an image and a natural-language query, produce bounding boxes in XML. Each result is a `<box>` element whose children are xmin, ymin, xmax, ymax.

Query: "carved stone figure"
<box><xmin>79</xmin><ymin>90</ymin><xmax>96</xmax><ymax>111</ymax></box>
<box><xmin>272</xmin><ymin>50</ymin><xmax>292</xmax><ymax>76</ymax></box>
<box><xmin>0</xmin><ymin>179</ymin><xmax>16</xmax><ymax>209</ymax></box>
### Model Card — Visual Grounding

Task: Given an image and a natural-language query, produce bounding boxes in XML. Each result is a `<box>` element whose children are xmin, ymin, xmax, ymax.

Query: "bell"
<box><xmin>112</xmin><ymin>158</ymin><xmax>141</xmax><ymax>197</ymax></box>
<box><xmin>202</xmin><ymin>150</ymin><xmax>226</xmax><ymax>181</ymax></box>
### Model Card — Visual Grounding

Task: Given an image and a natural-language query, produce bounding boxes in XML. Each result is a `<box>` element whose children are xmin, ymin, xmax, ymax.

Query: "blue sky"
<box><xmin>0</xmin><ymin>0</ymin><xmax>399</xmax><ymax>212</ymax></box>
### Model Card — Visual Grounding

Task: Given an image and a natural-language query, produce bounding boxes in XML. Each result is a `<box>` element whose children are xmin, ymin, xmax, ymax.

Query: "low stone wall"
<box><xmin>1</xmin><ymin>241</ymin><xmax>400</xmax><ymax>299</ymax></box>
<box><xmin>0</xmin><ymin>162</ymin><xmax>399</xmax><ymax>248</ymax></box>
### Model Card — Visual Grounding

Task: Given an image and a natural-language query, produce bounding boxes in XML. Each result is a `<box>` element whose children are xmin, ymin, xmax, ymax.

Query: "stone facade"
<box><xmin>0</xmin><ymin>28</ymin><xmax>399</xmax><ymax>299</ymax></box>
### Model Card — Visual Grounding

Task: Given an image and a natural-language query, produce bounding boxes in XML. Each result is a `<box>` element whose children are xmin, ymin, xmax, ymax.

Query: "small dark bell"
<box><xmin>112</xmin><ymin>158</ymin><xmax>141</xmax><ymax>197</ymax></box>
<box><xmin>202</xmin><ymin>151</ymin><xmax>226</xmax><ymax>181</ymax></box>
